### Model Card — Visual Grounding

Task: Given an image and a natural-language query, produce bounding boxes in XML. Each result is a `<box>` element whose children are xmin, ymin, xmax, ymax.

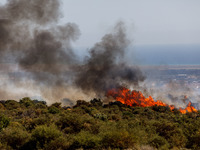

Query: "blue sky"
<box><xmin>1</xmin><ymin>0</ymin><xmax>199</xmax><ymax>47</ymax></box>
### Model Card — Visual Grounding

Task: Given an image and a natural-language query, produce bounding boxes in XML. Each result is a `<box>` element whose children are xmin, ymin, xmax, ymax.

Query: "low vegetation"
<box><xmin>0</xmin><ymin>97</ymin><xmax>200</xmax><ymax>149</ymax></box>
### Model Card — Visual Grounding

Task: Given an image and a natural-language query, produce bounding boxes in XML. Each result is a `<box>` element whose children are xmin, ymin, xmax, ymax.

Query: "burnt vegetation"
<box><xmin>0</xmin><ymin>97</ymin><xmax>200</xmax><ymax>150</ymax></box>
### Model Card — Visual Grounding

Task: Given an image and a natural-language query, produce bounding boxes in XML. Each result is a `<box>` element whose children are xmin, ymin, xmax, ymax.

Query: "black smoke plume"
<box><xmin>0</xmin><ymin>0</ymin><xmax>145</xmax><ymax>103</ymax></box>
<box><xmin>0</xmin><ymin>0</ymin><xmax>81</xmax><ymax>102</ymax></box>
<box><xmin>75</xmin><ymin>22</ymin><xmax>145</xmax><ymax>95</ymax></box>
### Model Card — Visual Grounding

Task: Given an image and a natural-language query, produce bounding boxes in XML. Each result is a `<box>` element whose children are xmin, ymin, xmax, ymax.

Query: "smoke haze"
<box><xmin>0</xmin><ymin>0</ymin><xmax>145</xmax><ymax>104</ymax></box>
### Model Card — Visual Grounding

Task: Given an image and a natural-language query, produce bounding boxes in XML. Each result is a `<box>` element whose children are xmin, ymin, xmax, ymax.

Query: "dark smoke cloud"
<box><xmin>0</xmin><ymin>0</ymin><xmax>145</xmax><ymax>103</ymax></box>
<box><xmin>0</xmin><ymin>0</ymin><xmax>80</xmax><ymax>85</ymax></box>
<box><xmin>0</xmin><ymin>0</ymin><xmax>81</xmax><ymax>102</ymax></box>
<box><xmin>0</xmin><ymin>0</ymin><xmax>60</xmax><ymax>51</ymax></box>
<box><xmin>19</xmin><ymin>23</ymin><xmax>80</xmax><ymax>86</ymax></box>
<box><xmin>75</xmin><ymin>22</ymin><xmax>145</xmax><ymax>95</ymax></box>
<box><xmin>4</xmin><ymin>0</ymin><xmax>60</xmax><ymax>24</ymax></box>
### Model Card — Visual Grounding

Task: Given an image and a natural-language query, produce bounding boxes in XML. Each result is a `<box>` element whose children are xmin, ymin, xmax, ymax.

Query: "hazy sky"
<box><xmin>0</xmin><ymin>0</ymin><xmax>199</xmax><ymax>47</ymax></box>
<box><xmin>60</xmin><ymin>0</ymin><xmax>200</xmax><ymax>48</ymax></box>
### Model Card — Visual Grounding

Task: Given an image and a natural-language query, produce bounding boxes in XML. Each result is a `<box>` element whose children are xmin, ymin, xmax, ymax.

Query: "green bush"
<box><xmin>0</xmin><ymin>103</ymin><xmax>5</xmax><ymax>109</ymax></box>
<box><xmin>48</xmin><ymin>106</ymin><xmax>60</xmax><ymax>114</ymax></box>
<box><xmin>44</xmin><ymin>136</ymin><xmax>72</xmax><ymax>150</ymax></box>
<box><xmin>153</xmin><ymin>121</ymin><xmax>186</xmax><ymax>148</ymax></box>
<box><xmin>0</xmin><ymin>126</ymin><xmax>30</xmax><ymax>149</ymax></box>
<box><xmin>90</xmin><ymin>98</ymin><xmax>103</xmax><ymax>106</ymax></box>
<box><xmin>189</xmin><ymin>129</ymin><xmax>200</xmax><ymax>149</ymax></box>
<box><xmin>73</xmin><ymin>100</ymin><xmax>90</xmax><ymax>107</ymax></box>
<box><xmin>56</xmin><ymin>113</ymin><xmax>96</xmax><ymax>133</ymax></box>
<box><xmin>149</xmin><ymin>135</ymin><xmax>169</xmax><ymax>149</ymax></box>
<box><xmin>0</xmin><ymin>99</ymin><xmax>199</xmax><ymax>149</ymax></box>
<box><xmin>0</xmin><ymin>115</ymin><xmax>9</xmax><ymax>131</ymax></box>
<box><xmin>20</xmin><ymin>97</ymin><xmax>34</xmax><ymax>108</ymax></box>
<box><xmin>122</xmin><ymin>111</ymin><xmax>134</xmax><ymax>119</ymax></box>
<box><xmin>35</xmin><ymin>103</ymin><xmax>47</xmax><ymax>109</ymax></box>
<box><xmin>152</xmin><ymin>105</ymin><xmax>171</xmax><ymax>113</ymax></box>
<box><xmin>71</xmin><ymin>131</ymin><xmax>101</xmax><ymax>149</ymax></box>
<box><xmin>31</xmin><ymin>125</ymin><xmax>62</xmax><ymax>149</ymax></box>
<box><xmin>93</xmin><ymin>113</ymin><xmax>108</xmax><ymax>121</ymax></box>
<box><xmin>100</xmin><ymin>129</ymin><xmax>135</xmax><ymax>149</ymax></box>
<box><xmin>22</xmin><ymin>116</ymin><xmax>50</xmax><ymax>131</ymax></box>
<box><xmin>0</xmin><ymin>142</ymin><xmax>11</xmax><ymax>150</ymax></box>
<box><xmin>50</xmin><ymin>102</ymin><xmax>62</xmax><ymax>108</ymax></box>
<box><xmin>4</xmin><ymin>100</ymin><xmax>20</xmax><ymax>110</ymax></box>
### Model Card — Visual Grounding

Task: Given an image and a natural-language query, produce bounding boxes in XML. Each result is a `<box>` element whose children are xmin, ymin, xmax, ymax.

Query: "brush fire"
<box><xmin>0</xmin><ymin>0</ymin><xmax>199</xmax><ymax>115</ymax></box>
<box><xmin>107</xmin><ymin>87</ymin><xmax>198</xmax><ymax>114</ymax></box>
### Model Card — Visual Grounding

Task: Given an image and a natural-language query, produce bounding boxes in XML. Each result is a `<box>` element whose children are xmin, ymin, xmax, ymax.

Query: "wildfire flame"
<box><xmin>107</xmin><ymin>87</ymin><xmax>197</xmax><ymax>114</ymax></box>
<box><xmin>179</xmin><ymin>102</ymin><xmax>197</xmax><ymax>114</ymax></box>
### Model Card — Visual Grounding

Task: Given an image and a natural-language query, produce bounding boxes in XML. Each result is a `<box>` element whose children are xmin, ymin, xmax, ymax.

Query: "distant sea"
<box><xmin>127</xmin><ymin>44</ymin><xmax>200</xmax><ymax>66</ymax></box>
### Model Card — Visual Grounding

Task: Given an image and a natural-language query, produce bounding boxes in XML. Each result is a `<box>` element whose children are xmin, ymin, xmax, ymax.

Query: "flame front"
<box><xmin>179</xmin><ymin>102</ymin><xmax>197</xmax><ymax>114</ymax></box>
<box><xmin>107</xmin><ymin>87</ymin><xmax>197</xmax><ymax>114</ymax></box>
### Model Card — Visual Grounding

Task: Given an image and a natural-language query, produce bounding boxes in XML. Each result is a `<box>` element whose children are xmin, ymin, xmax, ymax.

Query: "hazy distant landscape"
<box><xmin>140</xmin><ymin>65</ymin><xmax>200</xmax><ymax>109</ymax></box>
<box><xmin>1</xmin><ymin>63</ymin><xmax>200</xmax><ymax>109</ymax></box>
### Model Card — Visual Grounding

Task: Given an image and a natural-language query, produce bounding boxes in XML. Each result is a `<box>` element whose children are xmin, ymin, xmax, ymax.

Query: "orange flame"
<box><xmin>107</xmin><ymin>87</ymin><xmax>198</xmax><ymax>114</ymax></box>
<box><xmin>179</xmin><ymin>102</ymin><xmax>197</xmax><ymax>114</ymax></box>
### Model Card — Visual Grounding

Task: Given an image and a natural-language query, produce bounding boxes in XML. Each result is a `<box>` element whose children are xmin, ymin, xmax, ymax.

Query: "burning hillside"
<box><xmin>0</xmin><ymin>0</ymin><xmax>199</xmax><ymax>112</ymax></box>
<box><xmin>107</xmin><ymin>87</ymin><xmax>198</xmax><ymax>114</ymax></box>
